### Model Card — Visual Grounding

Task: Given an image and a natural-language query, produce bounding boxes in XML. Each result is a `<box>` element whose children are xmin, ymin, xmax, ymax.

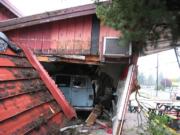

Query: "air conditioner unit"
<box><xmin>103</xmin><ymin>37</ymin><xmax>132</xmax><ymax>57</ymax></box>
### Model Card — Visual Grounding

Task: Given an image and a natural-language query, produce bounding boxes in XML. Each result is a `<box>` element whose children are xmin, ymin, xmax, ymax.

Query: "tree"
<box><xmin>96</xmin><ymin>0</ymin><xmax>180</xmax><ymax>50</ymax></box>
<box><xmin>161</xmin><ymin>78</ymin><xmax>172</xmax><ymax>88</ymax></box>
<box><xmin>158</xmin><ymin>72</ymin><xmax>164</xmax><ymax>81</ymax></box>
<box><xmin>138</xmin><ymin>72</ymin><xmax>146</xmax><ymax>85</ymax></box>
<box><xmin>147</xmin><ymin>75</ymin><xmax>155</xmax><ymax>86</ymax></box>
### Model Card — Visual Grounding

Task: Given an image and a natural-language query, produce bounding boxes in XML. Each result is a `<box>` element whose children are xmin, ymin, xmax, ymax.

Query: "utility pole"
<box><xmin>156</xmin><ymin>54</ymin><xmax>159</xmax><ymax>96</ymax></box>
<box><xmin>174</xmin><ymin>47</ymin><xmax>180</xmax><ymax>69</ymax></box>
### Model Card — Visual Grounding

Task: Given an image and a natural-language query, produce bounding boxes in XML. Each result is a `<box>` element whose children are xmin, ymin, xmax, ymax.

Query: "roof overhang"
<box><xmin>0</xmin><ymin>0</ymin><xmax>22</xmax><ymax>17</ymax></box>
<box><xmin>0</xmin><ymin>4</ymin><xmax>96</xmax><ymax>32</ymax></box>
<box><xmin>141</xmin><ymin>39</ymin><xmax>180</xmax><ymax>55</ymax></box>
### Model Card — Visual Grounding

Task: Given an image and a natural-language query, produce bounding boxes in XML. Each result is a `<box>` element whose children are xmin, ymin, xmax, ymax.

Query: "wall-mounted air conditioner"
<box><xmin>103</xmin><ymin>37</ymin><xmax>132</xmax><ymax>57</ymax></box>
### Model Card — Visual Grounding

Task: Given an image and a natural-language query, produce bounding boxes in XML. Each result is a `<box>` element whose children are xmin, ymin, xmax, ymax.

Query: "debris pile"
<box><xmin>60</xmin><ymin>105</ymin><xmax>113</xmax><ymax>135</ymax></box>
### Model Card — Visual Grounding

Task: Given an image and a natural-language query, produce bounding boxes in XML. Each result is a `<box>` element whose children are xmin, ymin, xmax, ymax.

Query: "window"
<box><xmin>56</xmin><ymin>75</ymin><xmax>70</xmax><ymax>87</ymax></box>
<box><xmin>72</xmin><ymin>76</ymin><xmax>86</xmax><ymax>88</ymax></box>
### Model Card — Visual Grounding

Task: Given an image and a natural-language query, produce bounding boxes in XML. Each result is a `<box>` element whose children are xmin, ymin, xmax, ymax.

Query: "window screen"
<box><xmin>104</xmin><ymin>38</ymin><xmax>131</xmax><ymax>56</ymax></box>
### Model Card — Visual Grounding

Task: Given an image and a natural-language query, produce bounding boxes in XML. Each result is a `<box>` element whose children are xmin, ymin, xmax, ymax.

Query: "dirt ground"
<box><xmin>122</xmin><ymin>112</ymin><xmax>149</xmax><ymax>135</ymax></box>
<box><xmin>122</xmin><ymin>111</ymin><xmax>180</xmax><ymax>135</ymax></box>
<box><xmin>60</xmin><ymin>111</ymin><xmax>179</xmax><ymax>135</ymax></box>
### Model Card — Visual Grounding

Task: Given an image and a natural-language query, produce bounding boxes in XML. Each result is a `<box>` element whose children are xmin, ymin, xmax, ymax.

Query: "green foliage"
<box><xmin>147</xmin><ymin>112</ymin><xmax>176</xmax><ymax>135</ymax></box>
<box><xmin>96</xmin><ymin>0</ymin><xmax>180</xmax><ymax>47</ymax></box>
<box><xmin>148</xmin><ymin>112</ymin><xmax>170</xmax><ymax>125</ymax></box>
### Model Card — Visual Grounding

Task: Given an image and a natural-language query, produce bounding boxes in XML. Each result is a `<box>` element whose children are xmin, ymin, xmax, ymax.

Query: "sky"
<box><xmin>7</xmin><ymin>0</ymin><xmax>180</xmax><ymax>79</ymax></box>
<box><xmin>138</xmin><ymin>49</ymin><xmax>180</xmax><ymax>79</ymax></box>
<box><xmin>8</xmin><ymin>0</ymin><xmax>95</xmax><ymax>16</ymax></box>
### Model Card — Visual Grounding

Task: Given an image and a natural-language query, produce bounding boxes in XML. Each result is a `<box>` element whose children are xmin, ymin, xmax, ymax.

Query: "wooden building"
<box><xmin>0</xmin><ymin>4</ymin><xmax>136</xmax><ymax>134</ymax></box>
<box><xmin>0</xmin><ymin>4</ymin><xmax>130</xmax><ymax>65</ymax></box>
<box><xmin>0</xmin><ymin>3</ymin><xmax>178</xmax><ymax>135</ymax></box>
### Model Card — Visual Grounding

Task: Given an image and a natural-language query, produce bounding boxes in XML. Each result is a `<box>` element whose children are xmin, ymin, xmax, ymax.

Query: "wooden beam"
<box><xmin>37</xmin><ymin>55</ymin><xmax>101</xmax><ymax>65</ymax></box>
<box><xmin>0</xmin><ymin>4</ymin><xmax>96</xmax><ymax>31</ymax></box>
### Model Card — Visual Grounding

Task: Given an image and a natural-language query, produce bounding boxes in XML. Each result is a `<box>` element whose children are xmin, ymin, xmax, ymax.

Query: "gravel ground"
<box><xmin>122</xmin><ymin>112</ymin><xmax>149</xmax><ymax>135</ymax></box>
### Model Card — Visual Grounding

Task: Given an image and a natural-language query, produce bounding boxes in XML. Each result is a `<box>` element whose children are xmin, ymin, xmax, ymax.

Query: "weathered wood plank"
<box><xmin>0</xmin><ymin>68</ymin><xmax>39</xmax><ymax>81</ymax></box>
<box><xmin>0</xmin><ymin>55</ymin><xmax>32</xmax><ymax>67</ymax></box>
<box><xmin>0</xmin><ymin>91</ymin><xmax>54</xmax><ymax>122</ymax></box>
<box><xmin>0</xmin><ymin>101</ymin><xmax>61</xmax><ymax>135</ymax></box>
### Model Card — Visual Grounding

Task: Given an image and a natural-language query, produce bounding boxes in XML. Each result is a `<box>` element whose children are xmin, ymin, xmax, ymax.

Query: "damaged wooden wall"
<box><xmin>0</xmin><ymin>44</ymin><xmax>75</xmax><ymax>134</ymax></box>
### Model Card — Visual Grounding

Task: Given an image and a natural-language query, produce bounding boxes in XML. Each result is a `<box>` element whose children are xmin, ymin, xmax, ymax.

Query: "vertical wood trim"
<box><xmin>90</xmin><ymin>15</ymin><xmax>100</xmax><ymax>55</ymax></box>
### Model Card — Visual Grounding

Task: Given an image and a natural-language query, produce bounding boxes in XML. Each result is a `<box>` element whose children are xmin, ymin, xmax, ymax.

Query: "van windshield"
<box><xmin>56</xmin><ymin>75</ymin><xmax>70</xmax><ymax>87</ymax></box>
<box><xmin>72</xmin><ymin>76</ymin><xmax>86</xmax><ymax>88</ymax></box>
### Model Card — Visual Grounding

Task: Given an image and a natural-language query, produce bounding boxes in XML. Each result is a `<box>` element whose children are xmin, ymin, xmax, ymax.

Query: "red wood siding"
<box><xmin>6</xmin><ymin>15</ymin><xmax>93</xmax><ymax>55</ymax></box>
<box><xmin>4</xmin><ymin>14</ymin><xmax>120</xmax><ymax>58</ymax></box>
<box><xmin>0</xmin><ymin>4</ymin><xmax>16</xmax><ymax>21</ymax></box>
<box><xmin>0</xmin><ymin>44</ymin><xmax>76</xmax><ymax>134</ymax></box>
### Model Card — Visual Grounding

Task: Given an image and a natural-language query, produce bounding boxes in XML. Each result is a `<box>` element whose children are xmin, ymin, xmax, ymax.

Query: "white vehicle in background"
<box><xmin>176</xmin><ymin>91</ymin><xmax>180</xmax><ymax>100</ymax></box>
